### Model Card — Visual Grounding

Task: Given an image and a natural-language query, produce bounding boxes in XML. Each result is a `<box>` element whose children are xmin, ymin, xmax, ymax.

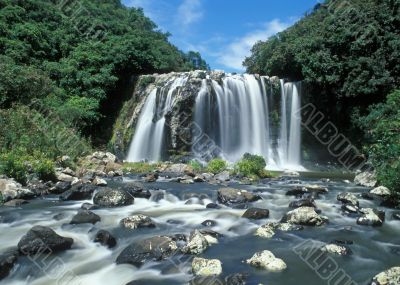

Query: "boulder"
<box><xmin>18</xmin><ymin>226</ymin><xmax>73</xmax><ymax>255</ymax></box>
<box><xmin>214</xmin><ymin>171</ymin><xmax>230</xmax><ymax>182</ymax></box>
<box><xmin>321</xmin><ymin>244</ymin><xmax>351</xmax><ymax>256</ymax></box>
<box><xmin>144</xmin><ymin>173</ymin><xmax>158</xmax><ymax>183</ymax></box>
<box><xmin>337</xmin><ymin>192</ymin><xmax>359</xmax><ymax>207</ymax></box>
<box><xmin>0</xmin><ymin>249</ymin><xmax>18</xmax><ymax>280</ymax></box>
<box><xmin>56</xmin><ymin>172</ymin><xmax>78</xmax><ymax>184</ymax></box>
<box><xmin>93</xmin><ymin>177</ymin><xmax>107</xmax><ymax>186</ymax></box>
<box><xmin>354</xmin><ymin>171</ymin><xmax>377</xmax><ymax>187</ymax></box>
<box><xmin>246</xmin><ymin>250</ymin><xmax>287</xmax><ymax>272</ymax></box>
<box><xmin>217</xmin><ymin>188</ymin><xmax>261</xmax><ymax>205</ymax></box>
<box><xmin>242</xmin><ymin>208</ymin><xmax>270</xmax><ymax>220</ymax></box>
<box><xmin>93</xmin><ymin>188</ymin><xmax>134</xmax><ymax>207</ymax></box>
<box><xmin>51</xmin><ymin>181</ymin><xmax>72</xmax><ymax>194</ymax></box>
<box><xmin>193</xmin><ymin>175</ymin><xmax>206</xmax><ymax>183</ymax></box>
<box><xmin>70</xmin><ymin>210</ymin><xmax>100</xmax><ymax>225</ymax></box>
<box><xmin>94</xmin><ymin>230</ymin><xmax>116</xmax><ymax>248</ymax></box>
<box><xmin>116</xmin><ymin>236</ymin><xmax>177</xmax><ymax>267</ymax></box>
<box><xmin>255</xmin><ymin>222</ymin><xmax>303</xmax><ymax>239</ymax></box>
<box><xmin>59</xmin><ymin>183</ymin><xmax>97</xmax><ymax>201</ymax></box>
<box><xmin>281</xmin><ymin>207</ymin><xmax>328</xmax><ymax>226</ymax></box>
<box><xmin>120</xmin><ymin>215</ymin><xmax>156</xmax><ymax>229</ymax></box>
<box><xmin>192</xmin><ymin>257</ymin><xmax>222</xmax><ymax>276</ymax></box>
<box><xmin>120</xmin><ymin>182</ymin><xmax>151</xmax><ymax>199</ymax></box>
<box><xmin>370</xmin><ymin>186</ymin><xmax>391</xmax><ymax>198</ymax></box>
<box><xmin>357</xmin><ymin>208</ymin><xmax>385</xmax><ymax>226</ymax></box>
<box><xmin>289</xmin><ymin>198</ymin><xmax>316</xmax><ymax>209</ymax></box>
<box><xmin>371</xmin><ymin>266</ymin><xmax>400</xmax><ymax>285</ymax></box>
<box><xmin>201</xmin><ymin>220</ymin><xmax>217</xmax><ymax>227</ymax></box>
<box><xmin>0</xmin><ymin>178</ymin><xmax>34</xmax><ymax>201</ymax></box>
<box><xmin>164</xmin><ymin>163</ymin><xmax>194</xmax><ymax>176</ymax></box>
<box><xmin>182</xmin><ymin>230</ymin><xmax>209</xmax><ymax>255</ymax></box>
<box><xmin>27</xmin><ymin>180</ymin><xmax>50</xmax><ymax>196</ymax></box>
<box><xmin>3</xmin><ymin>199</ymin><xmax>28</xmax><ymax>207</ymax></box>
<box><xmin>206</xmin><ymin>203</ymin><xmax>220</xmax><ymax>209</ymax></box>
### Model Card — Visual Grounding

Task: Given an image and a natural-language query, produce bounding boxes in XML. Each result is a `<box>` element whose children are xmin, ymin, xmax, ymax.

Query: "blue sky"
<box><xmin>122</xmin><ymin>0</ymin><xmax>320</xmax><ymax>72</ymax></box>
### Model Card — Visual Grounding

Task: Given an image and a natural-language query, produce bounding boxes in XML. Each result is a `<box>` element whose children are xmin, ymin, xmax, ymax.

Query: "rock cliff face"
<box><xmin>111</xmin><ymin>70</ymin><xmax>283</xmax><ymax>162</ymax></box>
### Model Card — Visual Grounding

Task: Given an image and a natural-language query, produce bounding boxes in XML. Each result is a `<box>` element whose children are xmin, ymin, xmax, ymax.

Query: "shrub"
<box><xmin>207</xmin><ymin>159</ymin><xmax>227</xmax><ymax>174</ymax></box>
<box><xmin>122</xmin><ymin>162</ymin><xmax>161</xmax><ymax>174</ymax></box>
<box><xmin>188</xmin><ymin>160</ymin><xmax>204</xmax><ymax>172</ymax></box>
<box><xmin>234</xmin><ymin>153</ymin><xmax>267</xmax><ymax>178</ymax></box>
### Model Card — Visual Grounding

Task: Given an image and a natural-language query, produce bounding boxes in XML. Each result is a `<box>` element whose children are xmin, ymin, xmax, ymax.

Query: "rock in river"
<box><xmin>94</xmin><ymin>230</ymin><xmax>116</xmax><ymax>248</ymax></box>
<box><xmin>371</xmin><ymin>266</ymin><xmax>400</xmax><ymax>285</ymax></box>
<box><xmin>59</xmin><ymin>183</ymin><xmax>97</xmax><ymax>201</ymax></box>
<box><xmin>321</xmin><ymin>243</ymin><xmax>351</xmax><ymax>256</ymax></box>
<box><xmin>0</xmin><ymin>249</ymin><xmax>18</xmax><ymax>280</ymax></box>
<box><xmin>246</xmin><ymin>250</ymin><xmax>287</xmax><ymax>272</ymax></box>
<box><xmin>93</xmin><ymin>188</ymin><xmax>134</xmax><ymax>207</ymax></box>
<box><xmin>255</xmin><ymin>222</ymin><xmax>303</xmax><ymax>239</ymax></box>
<box><xmin>18</xmin><ymin>226</ymin><xmax>73</xmax><ymax>255</ymax></box>
<box><xmin>120</xmin><ymin>215</ymin><xmax>156</xmax><ymax>229</ymax></box>
<box><xmin>182</xmin><ymin>230</ymin><xmax>209</xmax><ymax>255</ymax></box>
<box><xmin>0</xmin><ymin>178</ymin><xmax>34</xmax><ymax>201</ymax></box>
<box><xmin>281</xmin><ymin>206</ymin><xmax>328</xmax><ymax>226</ymax></box>
<box><xmin>357</xmin><ymin>208</ymin><xmax>385</xmax><ymax>226</ymax></box>
<box><xmin>242</xmin><ymin>208</ymin><xmax>270</xmax><ymax>220</ymax></box>
<box><xmin>192</xmin><ymin>257</ymin><xmax>222</xmax><ymax>276</ymax></box>
<box><xmin>70</xmin><ymin>209</ymin><xmax>100</xmax><ymax>225</ymax></box>
<box><xmin>217</xmin><ymin>188</ymin><xmax>261</xmax><ymax>205</ymax></box>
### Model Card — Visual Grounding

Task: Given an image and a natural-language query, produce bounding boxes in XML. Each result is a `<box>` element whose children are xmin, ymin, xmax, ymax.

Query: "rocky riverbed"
<box><xmin>0</xmin><ymin>161</ymin><xmax>399</xmax><ymax>284</ymax></box>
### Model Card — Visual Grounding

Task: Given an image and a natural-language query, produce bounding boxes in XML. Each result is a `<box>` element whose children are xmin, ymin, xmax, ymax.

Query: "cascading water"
<box><xmin>126</xmin><ymin>71</ymin><xmax>303</xmax><ymax>170</ymax></box>
<box><xmin>126</xmin><ymin>75</ymin><xmax>188</xmax><ymax>162</ymax></box>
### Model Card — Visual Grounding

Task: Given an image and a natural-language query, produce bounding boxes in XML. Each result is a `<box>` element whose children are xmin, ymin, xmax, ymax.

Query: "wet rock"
<box><xmin>393</xmin><ymin>212</ymin><xmax>400</xmax><ymax>220</ymax></box>
<box><xmin>246</xmin><ymin>250</ymin><xmax>287</xmax><ymax>272</ymax></box>
<box><xmin>116</xmin><ymin>236</ymin><xmax>177</xmax><ymax>267</ymax></box>
<box><xmin>120</xmin><ymin>215</ymin><xmax>156</xmax><ymax>229</ymax></box>
<box><xmin>93</xmin><ymin>177</ymin><xmax>107</xmax><ymax>186</ymax></box>
<box><xmin>303</xmin><ymin>184</ymin><xmax>329</xmax><ymax>194</ymax></box>
<box><xmin>70</xmin><ymin>209</ymin><xmax>100</xmax><ymax>225</ymax></box>
<box><xmin>289</xmin><ymin>198</ymin><xmax>316</xmax><ymax>209</ymax></box>
<box><xmin>321</xmin><ymin>244</ymin><xmax>351</xmax><ymax>256</ymax></box>
<box><xmin>371</xmin><ymin>266</ymin><xmax>400</xmax><ymax>285</ymax></box>
<box><xmin>215</xmin><ymin>171</ymin><xmax>230</xmax><ymax>182</ymax></box>
<box><xmin>357</xmin><ymin>208</ymin><xmax>385</xmax><ymax>226</ymax></box>
<box><xmin>255</xmin><ymin>222</ymin><xmax>303</xmax><ymax>239</ymax></box>
<box><xmin>192</xmin><ymin>257</ymin><xmax>222</xmax><ymax>277</ymax></box>
<box><xmin>120</xmin><ymin>182</ymin><xmax>151</xmax><ymax>199</ymax></box>
<box><xmin>0</xmin><ymin>178</ymin><xmax>34</xmax><ymax>201</ymax></box>
<box><xmin>281</xmin><ymin>206</ymin><xmax>328</xmax><ymax>226</ymax></box>
<box><xmin>202</xmin><ymin>173</ymin><xmax>214</xmax><ymax>181</ymax></box>
<box><xmin>144</xmin><ymin>173</ymin><xmax>158</xmax><ymax>182</ymax></box>
<box><xmin>341</xmin><ymin>204</ymin><xmax>360</xmax><ymax>214</ymax></box>
<box><xmin>81</xmin><ymin>203</ymin><xmax>98</xmax><ymax>210</ymax></box>
<box><xmin>0</xmin><ymin>249</ymin><xmax>18</xmax><ymax>280</ymax></box>
<box><xmin>217</xmin><ymin>188</ymin><xmax>261</xmax><ymax>205</ymax></box>
<box><xmin>206</xmin><ymin>203</ymin><xmax>220</xmax><ymax>209</ymax></box>
<box><xmin>60</xmin><ymin>183</ymin><xmax>97</xmax><ymax>201</ymax></box>
<box><xmin>286</xmin><ymin>186</ymin><xmax>307</xmax><ymax>197</ymax></box>
<box><xmin>94</xmin><ymin>230</ymin><xmax>116</xmax><ymax>248</ymax></box>
<box><xmin>3</xmin><ymin>199</ymin><xmax>28</xmax><ymax>207</ymax></box>
<box><xmin>27</xmin><ymin>180</ymin><xmax>50</xmax><ymax>196</ymax></box>
<box><xmin>242</xmin><ymin>208</ymin><xmax>270</xmax><ymax>220</ymax></box>
<box><xmin>18</xmin><ymin>226</ymin><xmax>73</xmax><ymax>255</ymax></box>
<box><xmin>370</xmin><ymin>186</ymin><xmax>391</xmax><ymax>198</ymax></box>
<box><xmin>201</xmin><ymin>220</ymin><xmax>217</xmax><ymax>227</ymax></box>
<box><xmin>194</xmin><ymin>175</ymin><xmax>206</xmax><ymax>183</ymax></box>
<box><xmin>337</xmin><ymin>192</ymin><xmax>359</xmax><ymax>207</ymax></box>
<box><xmin>354</xmin><ymin>171</ymin><xmax>377</xmax><ymax>187</ymax></box>
<box><xmin>179</xmin><ymin>176</ymin><xmax>195</xmax><ymax>184</ymax></box>
<box><xmin>51</xmin><ymin>181</ymin><xmax>72</xmax><ymax>194</ymax></box>
<box><xmin>182</xmin><ymin>230</ymin><xmax>209</xmax><ymax>254</ymax></box>
<box><xmin>93</xmin><ymin>188</ymin><xmax>134</xmax><ymax>207</ymax></box>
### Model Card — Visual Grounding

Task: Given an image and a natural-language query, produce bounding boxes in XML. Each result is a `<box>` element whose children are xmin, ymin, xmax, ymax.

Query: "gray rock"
<box><xmin>281</xmin><ymin>207</ymin><xmax>328</xmax><ymax>226</ymax></box>
<box><xmin>337</xmin><ymin>192</ymin><xmax>359</xmax><ymax>207</ymax></box>
<box><xmin>182</xmin><ymin>230</ymin><xmax>209</xmax><ymax>255</ymax></box>
<box><xmin>52</xmin><ymin>181</ymin><xmax>72</xmax><ymax>194</ymax></box>
<box><xmin>242</xmin><ymin>208</ymin><xmax>270</xmax><ymax>219</ymax></box>
<box><xmin>215</xmin><ymin>171</ymin><xmax>230</xmax><ymax>182</ymax></box>
<box><xmin>217</xmin><ymin>188</ymin><xmax>261</xmax><ymax>205</ymax></box>
<box><xmin>357</xmin><ymin>208</ymin><xmax>385</xmax><ymax>226</ymax></box>
<box><xmin>94</xmin><ymin>230</ymin><xmax>116</xmax><ymax>248</ymax></box>
<box><xmin>116</xmin><ymin>236</ymin><xmax>177</xmax><ymax>267</ymax></box>
<box><xmin>93</xmin><ymin>188</ymin><xmax>134</xmax><ymax>207</ymax></box>
<box><xmin>201</xmin><ymin>220</ymin><xmax>217</xmax><ymax>227</ymax></box>
<box><xmin>206</xmin><ymin>203</ymin><xmax>220</xmax><ymax>209</ymax></box>
<box><xmin>354</xmin><ymin>171</ymin><xmax>377</xmax><ymax>187</ymax></box>
<box><xmin>192</xmin><ymin>257</ymin><xmax>222</xmax><ymax>276</ymax></box>
<box><xmin>18</xmin><ymin>226</ymin><xmax>73</xmax><ymax>255</ymax></box>
<box><xmin>59</xmin><ymin>183</ymin><xmax>97</xmax><ymax>201</ymax></box>
<box><xmin>93</xmin><ymin>177</ymin><xmax>107</xmax><ymax>186</ymax></box>
<box><xmin>321</xmin><ymin>244</ymin><xmax>351</xmax><ymax>256</ymax></box>
<box><xmin>370</xmin><ymin>186</ymin><xmax>391</xmax><ymax>198</ymax></box>
<box><xmin>70</xmin><ymin>209</ymin><xmax>100</xmax><ymax>225</ymax></box>
<box><xmin>255</xmin><ymin>222</ymin><xmax>303</xmax><ymax>239</ymax></box>
<box><xmin>120</xmin><ymin>215</ymin><xmax>156</xmax><ymax>229</ymax></box>
<box><xmin>289</xmin><ymin>198</ymin><xmax>316</xmax><ymax>209</ymax></box>
<box><xmin>371</xmin><ymin>266</ymin><xmax>400</xmax><ymax>285</ymax></box>
<box><xmin>0</xmin><ymin>178</ymin><xmax>34</xmax><ymax>201</ymax></box>
<box><xmin>0</xmin><ymin>249</ymin><xmax>18</xmax><ymax>280</ymax></box>
<box><xmin>120</xmin><ymin>182</ymin><xmax>151</xmax><ymax>199</ymax></box>
<box><xmin>246</xmin><ymin>250</ymin><xmax>287</xmax><ymax>272</ymax></box>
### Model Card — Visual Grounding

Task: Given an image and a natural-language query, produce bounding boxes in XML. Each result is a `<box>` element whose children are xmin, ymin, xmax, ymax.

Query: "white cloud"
<box><xmin>217</xmin><ymin>19</ymin><xmax>291</xmax><ymax>71</ymax></box>
<box><xmin>176</xmin><ymin>0</ymin><xmax>204</xmax><ymax>28</ymax></box>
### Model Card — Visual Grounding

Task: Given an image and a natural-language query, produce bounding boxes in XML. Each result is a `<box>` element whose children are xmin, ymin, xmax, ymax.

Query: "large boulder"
<box><xmin>357</xmin><ymin>208</ymin><xmax>385</xmax><ymax>226</ymax></box>
<box><xmin>59</xmin><ymin>183</ymin><xmax>97</xmax><ymax>201</ymax></box>
<box><xmin>246</xmin><ymin>250</ymin><xmax>287</xmax><ymax>272</ymax></box>
<box><xmin>93</xmin><ymin>188</ymin><xmax>134</xmax><ymax>207</ymax></box>
<box><xmin>337</xmin><ymin>193</ymin><xmax>359</xmax><ymax>207</ymax></box>
<box><xmin>0</xmin><ymin>178</ymin><xmax>34</xmax><ymax>201</ymax></box>
<box><xmin>93</xmin><ymin>230</ymin><xmax>116</xmax><ymax>248</ymax></box>
<box><xmin>18</xmin><ymin>226</ymin><xmax>73</xmax><ymax>255</ymax></box>
<box><xmin>281</xmin><ymin>207</ymin><xmax>328</xmax><ymax>226</ymax></box>
<box><xmin>370</xmin><ymin>186</ymin><xmax>391</xmax><ymax>198</ymax></box>
<box><xmin>242</xmin><ymin>208</ymin><xmax>270</xmax><ymax>220</ymax></box>
<box><xmin>70</xmin><ymin>210</ymin><xmax>100</xmax><ymax>225</ymax></box>
<box><xmin>120</xmin><ymin>182</ymin><xmax>151</xmax><ymax>199</ymax></box>
<box><xmin>0</xmin><ymin>249</ymin><xmax>18</xmax><ymax>280</ymax></box>
<box><xmin>354</xmin><ymin>171</ymin><xmax>377</xmax><ymax>187</ymax></box>
<box><xmin>192</xmin><ymin>257</ymin><xmax>222</xmax><ymax>276</ymax></box>
<box><xmin>116</xmin><ymin>236</ymin><xmax>178</xmax><ymax>267</ymax></box>
<box><xmin>120</xmin><ymin>215</ymin><xmax>156</xmax><ymax>229</ymax></box>
<box><xmin>255</xmin><ymin>222</ymin><xmax>303</xmax><ymax>239</ymax></box>
<box><xmin>182</xmin><ymin>230</ymin><xmax>209</xmax><ymax>255</ymax></box>
<box><xmin>217</xmin><ymin>188</ymin><xmax>261</xmax><ymax>205</ymax></box>
<box><xmin>51</xmin><ymin>181</ymin><xmax>72</xmax><ymax>194</ymax></box>
<box><xmin>371</xmin><ymin>267</ymin><xmax>400</xmax><ymax>285</ymax></box>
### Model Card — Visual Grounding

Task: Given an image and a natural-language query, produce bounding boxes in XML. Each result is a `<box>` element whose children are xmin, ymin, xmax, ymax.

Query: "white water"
<box><xmin>127</xmin><ymin>76</ymin><xmax>188</xmax><ymax>162</ymax></box>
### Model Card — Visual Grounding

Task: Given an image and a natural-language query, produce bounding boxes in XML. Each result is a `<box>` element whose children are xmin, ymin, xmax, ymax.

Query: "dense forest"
<box><xmin>0</xmin><ymin>0</ymin><xmax>207</xmax><ymax>182</ymax></box>
<box><xmin>245</xmin><ymin>0</ymin><xmax>400</xmax><ymax>194</ymax></box>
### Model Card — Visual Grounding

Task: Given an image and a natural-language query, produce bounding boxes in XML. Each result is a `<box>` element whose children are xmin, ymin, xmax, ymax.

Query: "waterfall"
<box><xmin>126</xmin><ymin>75</ymin><xmax>187</xmax><ymax>162</ymax></box>
<box><xmin>126</xmin><ymin>71</ymin><xmax>303</xmax><ymax>170</ymax></box>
